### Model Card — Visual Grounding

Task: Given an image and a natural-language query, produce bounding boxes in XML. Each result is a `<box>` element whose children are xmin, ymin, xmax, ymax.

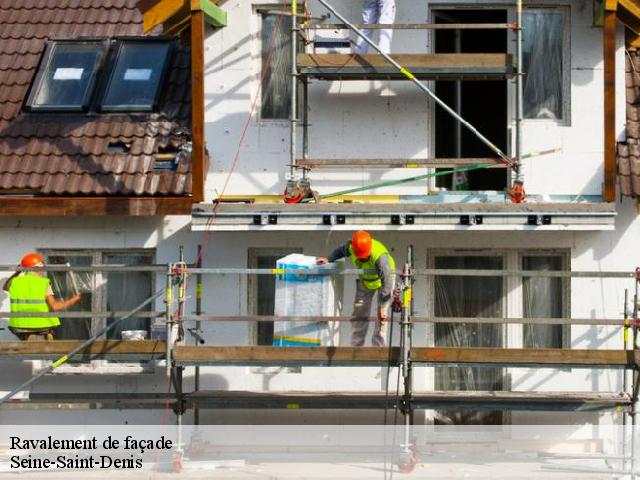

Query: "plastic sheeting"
<box><xmin>261</xmin><ymin>14</ymin><xmax>292</xmax><ymax>119</ymax></box>
<box><xmin>273</xmin><ymin>254</ymin><xmax>340</xmax><ymax>347</ymax></box>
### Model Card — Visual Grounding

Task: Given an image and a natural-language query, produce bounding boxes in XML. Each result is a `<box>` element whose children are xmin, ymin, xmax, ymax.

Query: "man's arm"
<box><xmin>46</xmin><ymin>294</ymin><xmax>81</xmax><ymax>312</ymax></box>
<box><xmin>2</xmin><ymin>270</ymin><xmax>20</xmax><ymax>292</ymax></box>
<box><xmin>317</xmin><ymin>243</ymin><xmax>349</xmax><ymax>264</ymax></box>
<box><xmin>375</xmin><ymin>254</ymin><xmax>394</xmax><ymax>304</ymax></box>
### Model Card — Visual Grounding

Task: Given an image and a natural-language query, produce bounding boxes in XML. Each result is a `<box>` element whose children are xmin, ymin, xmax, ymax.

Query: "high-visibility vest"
<box><xmin>8</xmin><ymin>274</ymin><xmax>59</xmax><ymax>330</ymax></box>
<box><xmin>348</xmin><ymin>239</ymin><xmax>396</xmax><ymax>290</ymax></box>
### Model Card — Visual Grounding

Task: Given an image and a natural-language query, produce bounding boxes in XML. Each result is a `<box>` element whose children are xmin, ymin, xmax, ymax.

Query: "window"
<box><xmin>433</xmin><ymin>255</ymin><xmax>505</xmax><ymax>425</ymax></box>
<box><xmin>43</xmin><ymin>250</ymin><xmax>154</xmax><ymax>341</ymax></box>
<box><xmin>522</xmin><ymin>8</ymin><xmax>569</xmax><ymax>121</ymax></box>
<box><xmin>26</xmin><ymin>41</ymin><xmax>105</xmax><ymax>111</ymax></box>
<box><xmin>25</xmin><ymin>38</ymin><xmax>174</xmax><ymax>113</ymax></box>
<box><xmin>261</xmin><ymin>13</ymin><xmax>293</xmax><ymax>119</ymax></box>
<box><xmin>522</xmin><ymin>255</ymin><xmax>567</xmax><ymax>349</ymax></box>
<box><xmin>101</xmin><ymin>40</ymin><xmax>173</xmax><ymax>112</ymax></box>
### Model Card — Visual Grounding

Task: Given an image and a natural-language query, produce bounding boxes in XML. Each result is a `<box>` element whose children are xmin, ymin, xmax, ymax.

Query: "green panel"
<box><xmin>200</xmin><ymin>0</ymin><xmax>227</xmax><ymax>27</ymax></box>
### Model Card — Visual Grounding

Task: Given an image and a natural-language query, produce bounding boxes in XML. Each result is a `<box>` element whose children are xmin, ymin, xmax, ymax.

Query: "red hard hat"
<box><xmin>351</xmin><ymin>231</ymin><xmax>372</xmax><ymax>259</ymax></box>
<box><xmin>21</xmin><ymin>252</ymin><xmax>45</xmax><ymax>268</ymax></box>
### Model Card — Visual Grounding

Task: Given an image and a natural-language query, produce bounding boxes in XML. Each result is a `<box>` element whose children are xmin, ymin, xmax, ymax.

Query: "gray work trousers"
<box><xmin>351</xmin><ymin>278</ymin><xmax>394</xmax><ymax>347</ymax></box>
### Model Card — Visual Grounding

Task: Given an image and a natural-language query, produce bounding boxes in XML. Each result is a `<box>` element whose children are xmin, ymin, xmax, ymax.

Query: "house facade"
<box><xmin>1</xmin><ymin>0</ymin><xmax>640</xmax><ymax>437</ymax></box>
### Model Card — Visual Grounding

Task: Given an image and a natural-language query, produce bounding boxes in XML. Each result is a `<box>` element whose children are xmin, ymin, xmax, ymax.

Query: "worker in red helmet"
<box><xmin>318</xmin><ymin>231</ymin><xmax>396</xmax><ymax>346</ymax></box>
<box><xmin>2</xmin><ymin>252</ymin><xmax>81</xmax><ymax>341</ymax></box>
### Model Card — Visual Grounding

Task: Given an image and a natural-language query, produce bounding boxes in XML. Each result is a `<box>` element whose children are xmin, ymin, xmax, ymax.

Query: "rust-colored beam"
<box><xmin>604</xmin><ymin>8</ymin><xmax>617</xmax><ymax>202</ymax></box>
<box><xmin>191</xmin><ymin>10</ymin><xmax>206</xmax><ymax>203</ymax></box>
<box><xmin>0</xmin><ymin>197</ymin><xmax>192</xmax><ymax>216</ymax></box>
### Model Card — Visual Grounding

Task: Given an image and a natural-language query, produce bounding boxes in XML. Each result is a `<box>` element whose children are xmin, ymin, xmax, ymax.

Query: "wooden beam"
<box><xmin>143</xmin><ymin>0</ymin><xmax>186</xmax><ymax>34</ymax></box>
<box><xmin>0</xmin><ymin>196</ymin><xmax>192</xmax><ymax>216</ymax></box>
<box><xmin>298</xmin><ymin>53</ymin><xmax>513</xmax><ymax>69</ymax></box>
<box><xmin>604</xmin><ymin>9</ymin><xmax>617</xmax><ymax>202</ymax></box>
<box><xmin>191</xmin><ymin>10</ymin><xmax>206</xmax><ymax>203</ymax></box>
<box><xmin>619</xmin><ymin>0</ymin><xmax>640</xmax><ymax>34</ymax></box>
<box><xmin>0</xmin><ymin>340</ymin><xmax>166</xmax><ymax>357</ymax></box>
<box><xmin>172</xmin><ymin>346</ymin><xmax>638</xmax><ymax>368</ymax></box>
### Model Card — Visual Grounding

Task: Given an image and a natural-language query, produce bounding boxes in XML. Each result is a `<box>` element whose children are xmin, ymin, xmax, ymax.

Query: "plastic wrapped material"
<box><xmin>273</xmin><ymin>254</ymin><xmax>340</xmax><ymax>347</ymax></box>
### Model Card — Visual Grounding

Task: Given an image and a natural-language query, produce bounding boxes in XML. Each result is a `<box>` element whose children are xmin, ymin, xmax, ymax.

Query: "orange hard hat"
<box><xmin>21</xmin><ymin>252</ymin><xmax>45</xmax><ymax>268</ymax></box>
<box><xmin>351</xmin><ymin>230</ymin><xmax>372</xmax><ymax>259</ymax></box>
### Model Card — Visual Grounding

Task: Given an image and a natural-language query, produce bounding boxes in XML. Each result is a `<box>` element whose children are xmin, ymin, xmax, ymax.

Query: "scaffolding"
<box><xmin>285</xmin><ymin>0</ymin><xmax>523</xmax><ymax>202</ymax></box>
<box><xmin>0</xmin><ymin>251</ymin><xmax>639</xmax><ymax>473</ymax></box>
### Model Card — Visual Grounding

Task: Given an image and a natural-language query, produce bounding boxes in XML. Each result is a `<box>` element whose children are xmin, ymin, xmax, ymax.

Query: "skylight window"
<box><xmin>100</xmin><ymin>40</ymin><xmax>173</xmax><ymax>112</ymax></box>
<box><xmin>26</xmin><ymin>41</ymin><xmax>105</xmax><ymax>111</ymax></box>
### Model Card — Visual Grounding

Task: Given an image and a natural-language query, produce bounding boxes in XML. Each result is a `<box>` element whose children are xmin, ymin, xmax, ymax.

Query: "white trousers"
<box><xmin>354</xmin><ymin>0</ymin><xmax>396</xmax><ymax>54</ymax></box>
<box><xmin>350</xmin><ymin>278</ymin><xmax>394</xmax><ymax>347</ymax></box>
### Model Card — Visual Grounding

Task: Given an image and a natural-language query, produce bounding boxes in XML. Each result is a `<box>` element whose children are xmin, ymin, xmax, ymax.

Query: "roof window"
<box><xmin>100</xmin><ymin>40</ymin><xmax>173</xmax><ymax>112</ymax></box>
<box><xmin>25</xmin><ymin>38</ymin><xmax>174</xmax><ymax>114</ymax></box>
<box><xmin>26</xmin><ymin>41</ymin><xmax>105</xmax><ymax>112</ymax></box>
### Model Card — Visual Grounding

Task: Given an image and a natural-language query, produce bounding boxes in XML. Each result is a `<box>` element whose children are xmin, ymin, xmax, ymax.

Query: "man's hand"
<box><xmin>378</xmin><ymin>306</ymin><xmax>388</xmax><ymax>322</ymax></box>
<box><xmin>316</xmin><ymin>257</ymin><xmax>329</xmax><ymax>265</ymax></box>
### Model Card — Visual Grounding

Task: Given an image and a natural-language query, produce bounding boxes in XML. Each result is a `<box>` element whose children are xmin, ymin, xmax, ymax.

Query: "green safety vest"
<box><xmin>8</xmin><ymin>274</ymin><xmax>59</xmax><ymax>330</ymax></box>
<box><xmin>348</xmin><ymin>239</ymin><xmax>396</xmax><ymax>291</ymax></box>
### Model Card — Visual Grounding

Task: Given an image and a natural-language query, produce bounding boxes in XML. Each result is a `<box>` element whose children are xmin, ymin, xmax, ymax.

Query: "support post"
<box><xmin>603</xmin><ymin>5</ymin><xmax>617</xmax><ymax>202</ymax></box>
<box><xmin>165</xmin><ymin>264</ymin><xmax>174</xmax><ymax>378</ymax></box>
<box><xmin>515</xmin><ymin>0</ymin><xmax>523</xmax><ymax>181</ymax></box>
<box><xmin>398</xmin><ymin>245</ymin><xmax>415</xmax><ymax>471</ymax></box>
<box><xmin>194</xmin><ymin>244</ymin><xmax>203</xmax><ymax>426</ymax></box>
<box><xmin>290</xmin><ymin>0</ymin><xmax>299</xmax><ymax>177</ymax></box>
<box><xmin>191</xmin><ymin>9</ymin><xmax>206</xmax><ymax>202</ymax></box>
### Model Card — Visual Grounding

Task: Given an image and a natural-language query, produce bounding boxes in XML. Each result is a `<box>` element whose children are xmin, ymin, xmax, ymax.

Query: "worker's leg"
<box><xmin>377</xmin><ymin>0</ymin><xmax>396</xmax><ymax>54</ymax></box>
<box><xmin>351</xmin><ymin>280</ymin><xmax>375</xmax><ymax>346</ymax></box>
<box><xmin>372</xmin><ymin>277</ymin><xmax>395</xmax><ymax>347</ymax></box>
<box><xmin>354</xmin><ymin>0</ymin><xmax>379</xmax><ymax>54</ymax></box>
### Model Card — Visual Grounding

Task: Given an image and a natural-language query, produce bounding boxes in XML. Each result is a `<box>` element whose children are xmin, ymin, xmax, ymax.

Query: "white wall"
<box><xmin>203</xmin><ymin>0</ymin><xmax>626</xmax><ymax>199</ymax></box>
<box><xmin>1</xmin><ymin>198</ymin><xmax>639</xmax><ymax>424</ymax></box>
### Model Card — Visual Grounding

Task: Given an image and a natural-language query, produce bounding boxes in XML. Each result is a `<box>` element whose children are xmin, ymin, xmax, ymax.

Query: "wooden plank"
<box><xmin>297</xmin><ymin>53</ymin><xmax>514</xmax><ymax>80</ymax></box>
<box><xmin>604</xmin><ymin>9</ymin><xmax>617</xmax><ymax>202</ymax></box>
<box><xmin>298</xmin><ymin>53</ymin><xmax>513</xmax><ymax>69</ymax></box>
<box><xmin>187</xmin><ymin>390</ymin><xmax>631</xmax><ymax>411</ymax></box>
<box><xmin>172</xmin><ymin>346</ymin><xmax>638</xmax><ymax>368</ymax></box>
<box><xmin>191</xmin><ymin>10</ymin><xmax>206</xmax><ymax>203</ymax></box>
<box><xmin>296</xmin><ymin>158</ymin><xmax>504</xmax><ymax>168</ymax></box>
<box><xmin>411</xmin><ymin>347</ymin><xmax>637</xmax><ymax>368</ymax></box>
<box><xmin>143</xmin><ymin>0</ymin><xmax>185</xmax><ymax>34</ymax></box>
<box><xmin>0</xmin><ymin>340</ymin><xmax>166</xmax><ymax>357</ymax></box>
<box><xmin>0</xmin><ymin>197</ymin><xmax>192</xmax><ymax>216</ymax></box>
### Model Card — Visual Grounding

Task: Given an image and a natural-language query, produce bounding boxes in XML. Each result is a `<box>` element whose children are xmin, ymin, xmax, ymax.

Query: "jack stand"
<box><xmin>283</xmin><ymin>168</ymin><xmax>319</xmax><ymax>204</ymax></box>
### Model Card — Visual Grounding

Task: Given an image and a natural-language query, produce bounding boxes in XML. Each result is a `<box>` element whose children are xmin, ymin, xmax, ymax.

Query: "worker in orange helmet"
<box><xmin>2</xmin><ymin>253</ymin><xmax>81</xmax><ymax>341</ymax></box>
<box><xmin>318</xmin><ymin>231</ymin><xmax>396</xmax><ymax>346</ymax></box>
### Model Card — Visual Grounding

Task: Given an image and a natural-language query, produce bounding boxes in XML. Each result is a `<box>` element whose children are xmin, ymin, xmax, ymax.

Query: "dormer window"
<box><xmin>25</xmin><ymin>38</ymin><xmax>174</xmax><ymax>114</ymax></box>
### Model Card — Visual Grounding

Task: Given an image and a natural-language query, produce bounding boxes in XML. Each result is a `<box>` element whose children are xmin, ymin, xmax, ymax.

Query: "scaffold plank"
<box><xmin>0</xmin><ymin>340</ymin><xmax>166</xmax><ymax>361</ymax></box>
<box><xmin>297</xmin><ymin>53</ymin><xmax>515</xmax><ymax>80</ymax></box>
<box><xmin>187</xmin><ymin>390</ymin><xmax>631</xmax><ymax>412</ymax></box>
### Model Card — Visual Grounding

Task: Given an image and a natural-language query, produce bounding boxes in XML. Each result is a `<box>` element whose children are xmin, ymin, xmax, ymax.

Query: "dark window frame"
<box><xmin>98</xmin><ymin>37</ymin><xmax>175</xmax><ymax>113</ymax></box>
<box><xmin>24</xmin><ymin>36</ymin><xmax>175</xmax><ymax>114</ymax></box>
<box><xmin>24</xmin><ymin>39</ymin><xmax>108</xmax><ymax>113</ymax></box>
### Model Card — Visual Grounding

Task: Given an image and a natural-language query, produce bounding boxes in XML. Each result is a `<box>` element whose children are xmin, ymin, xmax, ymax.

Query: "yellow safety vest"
<box><xmin>8</xmin><ymin>274</ymin><xmax>59</xmax><ymax>330</ymax></box>
<box><xmin>348</xmin><ymin>239</ymin><xmax>396</xmax><ymax>290</ymax></box>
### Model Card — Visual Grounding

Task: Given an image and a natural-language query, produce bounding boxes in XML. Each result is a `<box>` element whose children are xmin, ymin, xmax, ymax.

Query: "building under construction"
<box><xmin>1</xmin><ymin>0</ymin><xmax>640</xmax><ymax>476</ymax></box>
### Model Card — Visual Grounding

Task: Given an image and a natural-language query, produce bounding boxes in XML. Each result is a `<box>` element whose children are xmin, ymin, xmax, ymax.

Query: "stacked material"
<box><xmin>274</xmin><ymin>254</ymin><xmax>340</xmax><ymax>347</ymax></box>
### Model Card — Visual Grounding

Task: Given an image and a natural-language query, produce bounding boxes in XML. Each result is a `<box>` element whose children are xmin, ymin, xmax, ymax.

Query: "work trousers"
<box><xmin>351</xmin><ymin>278</ymin><xmax>394</xmax><ymax>347</ymax></box>
<box><xmin>354</xmin><ymin>0</ymin><xmax>396</xmax><ymax>54</ymax></box>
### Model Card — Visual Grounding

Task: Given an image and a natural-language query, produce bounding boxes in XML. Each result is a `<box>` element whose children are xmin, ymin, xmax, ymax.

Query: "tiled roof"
<box><xmin>618</xmin><ymin>50</ymin><xmax>640</xmax><ymax>198</ymax></box>
<box><xmin>0</xmin><ymin>0</ymin><xmax>192</xmax><ymax>196</ymax></box>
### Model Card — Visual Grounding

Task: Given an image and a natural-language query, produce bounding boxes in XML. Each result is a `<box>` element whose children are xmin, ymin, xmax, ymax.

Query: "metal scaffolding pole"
<box><xmin>515</xmin><ymin>0</ymin><xmax>524</xmax><ymax>181</ymax></box>
<box><xmin>290</xmin><ymin>0</ymin><xmax>299</xmax><ymax>178</ymax></box>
